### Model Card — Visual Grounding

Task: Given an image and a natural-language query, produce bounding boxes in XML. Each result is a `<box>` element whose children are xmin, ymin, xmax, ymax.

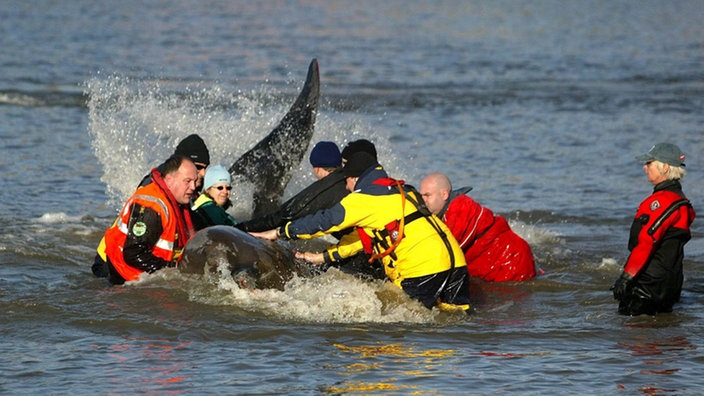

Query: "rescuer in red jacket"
<box><xmin>419</xmin><ymin>173</ymin><xmax>536</xmax><ymax>282</ymax></box>
<box><xmin>611</xmin><ymin>143</ymin><xmax>695</xmax><ymax>316</ymax></box>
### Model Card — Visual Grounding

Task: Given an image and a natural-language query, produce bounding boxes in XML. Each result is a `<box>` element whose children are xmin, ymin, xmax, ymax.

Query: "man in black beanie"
<box><xmin>162</xmin><ymin>134</ymin><xmax>210</xmax><ymax>190</ymax></box>
<box><xmin>340</xmin><ymin>139</ymin><xmax>377</xmax><ymax>166</ymax></box>
<box><xmin>175</xmin><ymin>134</ymin><xmax>210</xmax><ymax>169</ymax></box>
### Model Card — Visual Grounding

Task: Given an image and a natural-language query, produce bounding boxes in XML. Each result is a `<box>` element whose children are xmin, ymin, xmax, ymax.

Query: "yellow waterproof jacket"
<box><xmin>281</xmin><ymin>166</ymin><xmax>466</xmax><ymax>287</ymax></box>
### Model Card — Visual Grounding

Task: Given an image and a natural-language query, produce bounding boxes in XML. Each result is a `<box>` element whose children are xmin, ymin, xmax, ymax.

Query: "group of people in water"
<box><xmin>92</xmin><ymin>134</ymin><xmax>695</xmax><ymax>316</ymax></box>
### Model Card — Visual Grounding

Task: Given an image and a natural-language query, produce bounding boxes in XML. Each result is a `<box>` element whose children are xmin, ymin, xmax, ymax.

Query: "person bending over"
<box><xmin>420</xmin><ymin>173</ymin><xmax>536</xmax><ymax>282</ymax></box>
<box><xmin>251</xmin><ymin>152</ymin><xmax>471</xmax><ymax>312</ymax></box>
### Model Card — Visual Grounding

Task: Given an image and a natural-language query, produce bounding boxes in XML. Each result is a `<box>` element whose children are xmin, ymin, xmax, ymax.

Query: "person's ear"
<box><xmin>441</xmin><ymin>189</ymin><xmax>450</xmax><ymax>201</ymax></box>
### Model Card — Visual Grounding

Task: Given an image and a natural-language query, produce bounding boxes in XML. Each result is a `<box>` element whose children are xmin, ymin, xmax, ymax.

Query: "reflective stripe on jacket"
<box><xmin>104</xmin><ymin>183</ymin><xmax>178</xmax><ymax>281</ymax></box>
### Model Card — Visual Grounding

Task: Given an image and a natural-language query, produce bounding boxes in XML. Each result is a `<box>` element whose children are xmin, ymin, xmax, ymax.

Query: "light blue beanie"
<box><xmin>203</xmin><ymin>165</ymin><xmax>231</xmax><ymax>191</ymax></box>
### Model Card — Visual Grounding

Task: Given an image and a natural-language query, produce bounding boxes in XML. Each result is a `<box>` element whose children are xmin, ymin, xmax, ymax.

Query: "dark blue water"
<box><xmin>1</xmin><ymin>1</ymin><xmax>704</xmax><ymax>394</ymax></box>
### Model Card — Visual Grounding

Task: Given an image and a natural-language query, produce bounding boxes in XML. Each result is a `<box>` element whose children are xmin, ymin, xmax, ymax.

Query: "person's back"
<box><xmin>273</xmin><ymin>152</ymin><xmax>470</xmax><ymax>310</ymax></box>
<box><xmin>445</xmin><ymin>192</ymin><xmax>535</xmax><ymax>281</ymax></box>
<box><xmin>420</xmin><ymin>172</ymin><xmax>536</xmax><ymax>282</ymax></box>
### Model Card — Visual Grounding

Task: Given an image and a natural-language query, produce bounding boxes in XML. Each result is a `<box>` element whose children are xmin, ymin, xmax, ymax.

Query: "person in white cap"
<box><xmin>611</xmin><ymin>142</ymin><xmax>695</xmax><ymax>315</ymax></box>
<box><xmin>191</xmin><ymin>165</ymin><xmax>238</xmax><ymax>230</ymax></box>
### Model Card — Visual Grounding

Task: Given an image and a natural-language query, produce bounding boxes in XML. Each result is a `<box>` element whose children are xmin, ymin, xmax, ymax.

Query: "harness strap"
<box><xmin>403</xmin><ymin>187</ymin><xmax>457</xmax><ymax>302</ymax></box>
<box><xmin>368</xmin><ymin>179</ymin><xmax>407</xmax><ymax>262</ymax></box>
<box><xmin>371</xmin><ymin>211</ymin><xmax>425</xmax><ymax>241</ymax></box>
<box><xmin>648</xmin><ymin>198</ymin><xmax>692</xmax><ymax>236</ymax></box>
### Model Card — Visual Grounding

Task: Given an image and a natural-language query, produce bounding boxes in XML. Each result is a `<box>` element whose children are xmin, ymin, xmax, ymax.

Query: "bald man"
<box><xmin>420</xmin><ymin>173</ymin><xmax>537</xmax><ymax>282</ymax></box>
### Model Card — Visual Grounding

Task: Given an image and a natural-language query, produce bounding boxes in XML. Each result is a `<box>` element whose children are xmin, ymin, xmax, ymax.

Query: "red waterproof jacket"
<box><xmin>441</xmin><ymin>189</ymin><xmax>536</xmax><ymax>282</ymax></box>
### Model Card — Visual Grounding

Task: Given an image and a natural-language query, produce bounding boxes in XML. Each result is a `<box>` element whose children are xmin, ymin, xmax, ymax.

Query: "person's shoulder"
<box><xmin>192</xmin><ymin>193</ymin><xmax>213</xmax><ymax>209</ymax></box>
<box><xmin>450</xmin><ymin>193</ymin><xmax>476</xmax><ymax>206</ymax></box>
<box><xmin>448</xmin><ymin>193</ymin><xmax>485</xmax><ymax>216</ymax></box>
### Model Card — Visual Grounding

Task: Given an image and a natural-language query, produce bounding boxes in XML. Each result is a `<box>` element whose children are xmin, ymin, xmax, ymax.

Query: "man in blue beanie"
<box><xmin>236</xmin><ymin>141</ymin><xmax>346</xmax><ymax>233</ymax></box>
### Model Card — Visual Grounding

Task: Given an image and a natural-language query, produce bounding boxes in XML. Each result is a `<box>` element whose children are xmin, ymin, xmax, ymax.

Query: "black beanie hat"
<box><xmin>175</xmin><ymin>134</ymin><xmax>210</xmax><ymax>165</ymax></box>
<box><xmin>341</xmin><ymin>139</ymin><xmax>377</xmax><ymax>161</ymax></box>
<box><xmin>343</xmin><ymin>151</ymin><xmax>378</xmax><ymax>177</ymax></box>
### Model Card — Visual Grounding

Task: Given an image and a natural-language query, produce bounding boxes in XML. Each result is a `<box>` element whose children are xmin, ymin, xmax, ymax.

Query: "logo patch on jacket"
<box><xmin>132</xmin><ymin>221</ymin><xmax>147</xmax><ymax>237</ymax></box>
<box><xmin>650</xmin><ymin>200</ymin><xmax>661</xmax><ymax>211</ymax></box>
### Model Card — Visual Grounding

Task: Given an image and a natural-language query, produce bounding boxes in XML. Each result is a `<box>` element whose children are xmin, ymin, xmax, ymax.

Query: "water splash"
<box><xmin>83</xmin><ymin>74</ymin><xmax>390</xmax><ymax>219</ymax></box>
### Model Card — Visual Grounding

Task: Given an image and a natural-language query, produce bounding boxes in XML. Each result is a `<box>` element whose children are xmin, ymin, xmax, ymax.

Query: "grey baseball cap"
<box><xmin>635</xmin><ymin>143</ymin><xmax>686</xmax><ymax>167</ymax></box>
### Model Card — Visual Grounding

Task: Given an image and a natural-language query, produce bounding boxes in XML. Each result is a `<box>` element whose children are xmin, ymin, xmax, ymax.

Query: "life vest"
<box><xmin>104</xmin><ymin>182</ymin><xmax>181</xmax><ymax>282</ymax></box>
<box><xmin>355</xmin><ymin>177</ymin><xmax>460</xmax><ymax>292</ymax></box>
<box><xmin>624</xmin><ymin>188</ymin><xmax>694</xmax><ymax>277</ymax></box>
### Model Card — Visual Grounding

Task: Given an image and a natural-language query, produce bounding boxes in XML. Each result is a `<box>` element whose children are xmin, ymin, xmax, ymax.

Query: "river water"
<box><xmin>1</xmin><ymin>1</ymin><xmax>704</xmax><ymax>394</ymax></box>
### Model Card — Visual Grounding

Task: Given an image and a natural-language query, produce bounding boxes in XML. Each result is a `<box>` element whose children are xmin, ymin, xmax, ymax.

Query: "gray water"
<box><xmin>2</xmin><ymin>1</ymin><xmax>704</xmax><ymax>394</ymax></box>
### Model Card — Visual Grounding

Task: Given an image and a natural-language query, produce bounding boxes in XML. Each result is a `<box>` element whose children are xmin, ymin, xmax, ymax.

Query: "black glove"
<box><xmin>611</xmin><ymin>272</ymin><xmax>634</xmax><ymax>301</ymax></box>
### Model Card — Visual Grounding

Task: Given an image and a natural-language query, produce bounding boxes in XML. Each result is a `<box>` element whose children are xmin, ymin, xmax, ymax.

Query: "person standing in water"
<box><xmin>612</xmin><ymin>143</ymin><xmax>695</xmax><ymax>316</ymax></box>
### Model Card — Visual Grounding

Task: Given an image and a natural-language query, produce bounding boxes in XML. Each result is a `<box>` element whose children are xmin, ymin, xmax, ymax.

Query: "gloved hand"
<box><xmin>611</xmin><ymin>272</ymin><xmax>634</xmax><ymax>300</ymax></box>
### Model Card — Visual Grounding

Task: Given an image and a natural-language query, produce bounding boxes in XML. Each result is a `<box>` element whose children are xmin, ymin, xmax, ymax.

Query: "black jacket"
<box><xmin>236</xmin><ymin>169</ymin><xmax>349</xmax><ymax>234</ymax></box>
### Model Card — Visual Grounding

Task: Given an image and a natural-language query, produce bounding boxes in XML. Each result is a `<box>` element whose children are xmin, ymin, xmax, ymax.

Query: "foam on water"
<box><xmin>131</xmin><ymin>267</ymin><xmax>449</xmax><ymax>324</ymax></box>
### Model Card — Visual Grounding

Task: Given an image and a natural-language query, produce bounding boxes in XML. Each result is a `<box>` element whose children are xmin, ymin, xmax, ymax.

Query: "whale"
<box><xmin>178</xmin><ymin>226</ymin><xmax>317</xmax><ymax>290</ymax></box>
<box><xmin>179</xmin><ymin>59</ymin><xmax>321</xmax><ymax>286</ymax></box>
<box><xmin>229</xmin><ymin>58</ymin><xmax>320</xmax><ymax>218</ymax></box>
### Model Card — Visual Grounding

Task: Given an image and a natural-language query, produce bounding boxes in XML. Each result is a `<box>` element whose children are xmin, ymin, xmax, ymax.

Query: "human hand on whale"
<box><xmin>248</xmin><ymin>229</ymin><xmax>280</xmax><ymax>241</ymax></box>
<box><xmin>249</xmin><ymin>229</ymin><xmax>326</xmax><ymax>265</ymax></box>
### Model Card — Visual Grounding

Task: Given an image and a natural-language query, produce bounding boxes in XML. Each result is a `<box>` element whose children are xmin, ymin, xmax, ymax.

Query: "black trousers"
<box><xmin>401</xmin><ymin>267</ymin><xmax>470</xmax><ymax>309</ymax></box>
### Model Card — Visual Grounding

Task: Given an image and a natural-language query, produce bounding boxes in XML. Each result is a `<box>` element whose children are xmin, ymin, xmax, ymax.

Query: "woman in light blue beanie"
<box><xmin>191</xmin><ymin>165</ymin><xmax>238</xmax><ymax>230</ymax></box>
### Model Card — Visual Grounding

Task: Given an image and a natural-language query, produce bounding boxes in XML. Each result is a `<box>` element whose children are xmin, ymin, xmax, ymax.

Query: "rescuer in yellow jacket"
<box><xmin>102</xmin><ymin>155</ymin><xmax>198</xmax><ymax>284</ymax></box>
<box><xmin>251</xmin><ymin>152</ymin><xmax>470</xmax><ymax>311</ymax></box>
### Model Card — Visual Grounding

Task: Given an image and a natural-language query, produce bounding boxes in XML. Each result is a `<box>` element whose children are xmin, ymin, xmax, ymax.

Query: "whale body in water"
<box><xmin>178</xmin><ymin>226</ymin><xmax>317</xmax><ymax>290</ymax></box>
<box><xmin>178</xmin><ymin>59</ymin><xmax>321</xmax><ymax>287</ymax></box>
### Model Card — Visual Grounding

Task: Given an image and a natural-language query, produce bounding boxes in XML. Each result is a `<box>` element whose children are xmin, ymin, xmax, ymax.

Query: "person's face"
<box><xmin>644</xmin><ymin>161</ymin><xmax>668</xmax><ymax>185</ymax></box>
<box><xmin>345</xmin><ymin>176</ymin><xmax>358</xmax><ymax>192</ymax></box>
<box><xmin>194</xmin><ymin>162</ymin><xmax>208</xmax><ymax>189</ymax></box>
<box><xmin>207</xmin><ymin>183</ymin><xmax>232</xmax><ymax>206</ymax></box>
<box><xmin>166</xmin><ymin>161</ymin><xmax>198</xmax><ymax>204</ymax></box>
<box><xmin>419</xmin><ymin>179</ymin><xmax>446</xmax><ymax>215</ymax></box>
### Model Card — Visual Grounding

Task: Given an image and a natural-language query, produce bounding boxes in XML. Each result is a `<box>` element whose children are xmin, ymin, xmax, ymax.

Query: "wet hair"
<box><xmin>161</xmin><ymin>154</ymin><xmax>193</xmax><ymax>177</ymax></box>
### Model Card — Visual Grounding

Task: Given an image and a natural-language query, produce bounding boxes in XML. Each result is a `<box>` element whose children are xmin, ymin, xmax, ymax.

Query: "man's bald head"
<box><xmin>420</xmin><ymin>172</ymin><xmax>452</xmax><ymax>215</ymax></box>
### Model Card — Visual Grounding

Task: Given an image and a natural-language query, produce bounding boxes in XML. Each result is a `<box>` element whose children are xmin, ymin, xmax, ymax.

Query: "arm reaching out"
<box><xmin>249</xmin><ymin>229</ymin><xmax>279</xmax><ymax>241</ymax></box>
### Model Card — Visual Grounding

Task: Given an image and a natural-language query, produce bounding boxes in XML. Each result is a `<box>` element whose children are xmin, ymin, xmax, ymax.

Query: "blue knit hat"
<box><xmin>309</xmin><ymin>141</ymin><xmax>341</xmax><ymax>167</ymax></box>
<box><xmin>203</xmin><ymin>165</ymin><xmax>231</xmax><ymax>191</ymax></box>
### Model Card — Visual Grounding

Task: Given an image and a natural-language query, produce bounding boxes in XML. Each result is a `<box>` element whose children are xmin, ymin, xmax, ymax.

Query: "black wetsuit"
<box><xmin>236</xmin><ymin>169</ymin><xmax>349</xmax><ymax>234</ymax></box>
